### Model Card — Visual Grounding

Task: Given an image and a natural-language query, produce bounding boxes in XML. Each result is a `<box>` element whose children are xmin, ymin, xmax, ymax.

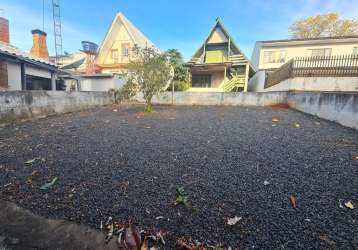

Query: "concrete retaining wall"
<box><xmin>265</xmin><ymin>77</ymin><xmax>358</xmax><ymax>92</ymax></box>
<box><xmin>0</xmin><ymin>91</ymin><xmax>113</xmax><ymax>123</ymax></box>
<box><xmin>287</xmin><ymin>92</ymin><xmax>358</xmax><ymax>129</ymax></box>
<box><xmin>248</xmin><ymin>72</ymin><xmax>358</xmax><ymax>93</ymax></box>
<box><xmin>134</xmin><ymin>91</ymin><xmax>358</xmax><ymax>129</ymax></box>
<box><xmin>1</xmin><ymin>90</ymin><xmax>356</xmax><ymax>130</ymax></box>
<box><xmin>134</xmin><ymin>91</ymin><xmax>288</xmax><ymax>106</ymax></box>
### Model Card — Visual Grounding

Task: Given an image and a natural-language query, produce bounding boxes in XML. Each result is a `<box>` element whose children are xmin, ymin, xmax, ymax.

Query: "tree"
<box><xmin>125</xmin><ymin>45</ymin><xmax>173</xmax><ymax>112</ymax></box>
<box><xmin>166</xmin><ymin>49</ymin><xmax>188</xmax><ymax>82</ymax></box>
<box><xmin>289</xmin><ymin>13</ymin><xmax>358</xmax><ymax>39</ymax></box>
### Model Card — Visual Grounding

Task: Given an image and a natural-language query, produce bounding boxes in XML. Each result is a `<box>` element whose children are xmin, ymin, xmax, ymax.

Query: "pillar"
<box><xmin>51</xmin><ymin>72</ymin><xmax>56</xmax><ymax>91</ymax></box>
<box><xmin>21</xmin><ymin>63</ymin><xmax>26</xmax><ymax>90</ymax></box>
<box><xmin>244</xmin><ymin>64</ymin><xmax>249</xmax><ymax>92</ymax></box>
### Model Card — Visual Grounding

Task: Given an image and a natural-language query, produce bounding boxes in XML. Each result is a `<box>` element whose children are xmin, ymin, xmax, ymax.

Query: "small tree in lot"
<box><xmin>166</xmin><ymin>49</ymin><xmax>190</xmax><ymax>92</ymax></box>
<box><xmin>125</xmin><ymin>45</ymin><xmax>173</xmax><ymax>112</ymax></box>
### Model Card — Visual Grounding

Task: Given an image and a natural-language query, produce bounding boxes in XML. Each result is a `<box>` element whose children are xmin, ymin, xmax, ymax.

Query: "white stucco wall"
<box><xmin>248</xmin><ymin>70</ymin><xmax>266</xmax><ymax>92</ymax></box>
<box><xmin>7</xmin><ymin>62</ymin><xmax>21</xmax><ymax>91</ymax></box>
<box><xmin>79</xmin><ymin>75</ymin><xmax>125</xmax><ymax>92</ymax></box>
<box><xmin>264</xmin><ymin>77</ymin><xmax>358</xmax><ymax>92</ymax></box>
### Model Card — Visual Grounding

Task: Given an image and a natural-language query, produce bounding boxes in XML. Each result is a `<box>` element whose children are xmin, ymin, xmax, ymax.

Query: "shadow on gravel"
<box><xmin>0</xmin><ymin>200</ymin><xmax>117</xmax><ymax>250</ymax></box>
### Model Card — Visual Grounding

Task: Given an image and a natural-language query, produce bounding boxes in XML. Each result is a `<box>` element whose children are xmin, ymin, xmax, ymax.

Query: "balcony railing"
<box><xmin>265</xmin><ymin>55</ymin><xmax>358</xmax><ymax>88</ymax></box>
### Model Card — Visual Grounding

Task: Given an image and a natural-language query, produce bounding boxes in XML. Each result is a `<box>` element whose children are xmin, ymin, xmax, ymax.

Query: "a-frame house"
<box><xmin>186</xmin><ymin>18</ymin><xmax>255</xmax><ymax>92</ymax></box>
<box><xmin>95</xmin><ymin>12</ymin><xmax>158</xmax><ymax>74</ymax></box>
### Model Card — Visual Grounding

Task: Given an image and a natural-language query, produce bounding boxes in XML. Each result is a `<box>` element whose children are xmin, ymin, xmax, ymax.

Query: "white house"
<box><xmin>95</xmin><ymin>12</ymin><xmax>158</xmax><ymax>74</ymax></box>
<box><xmin>0</xmin><ymin>17</ymin><xmax>59</xmax><ymax>91</ymax></box>
<box><xmin>249</xmin><ymin>36</ymin><xmax>358</xmax><ymax>92</ymax></box>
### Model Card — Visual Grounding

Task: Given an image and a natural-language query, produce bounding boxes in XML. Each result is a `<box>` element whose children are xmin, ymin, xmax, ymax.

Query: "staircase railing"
<box><xmin>219</xmin><ymin>74</ymin><xmax>246</xmax><ymax>92</ymax></box>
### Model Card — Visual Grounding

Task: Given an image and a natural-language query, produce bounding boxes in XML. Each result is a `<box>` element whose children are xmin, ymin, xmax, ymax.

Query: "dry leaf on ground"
<box><xmin>272</xmin><ymin>117</ymin><xmax>279</xmax><ymax>123</ymax></box>
<box><xmin>319</xmin><ymin>235</ymin><xmax>336</xmax><ymax>246</ymax></box>
<box><xmin>290</xmin><ymin>195</ymin><xmax>297</xmax><ymax>208</ymax></box>
<box><xmin>25</xmin><ymin>158</ymin><xmax>39</xmax><ymax>164</ymax></box>
<box><xmin>176</xmin><ymin>238</ymin><xmax>196</xmax><ymax>250</ymax></box>
<box><xmin>40</xmin><ymin>177</ymin><xmax>58</xmax><ymax>190</ymax></box>
<box><xmin>345</xmin><ymin>200</ymin><xmax>354</xmax><ymax>209</ymax></box>
<box><xmin>140</xmin><ymin>237</ymin><xmax>149</xmax><ymax>250</ymax></box>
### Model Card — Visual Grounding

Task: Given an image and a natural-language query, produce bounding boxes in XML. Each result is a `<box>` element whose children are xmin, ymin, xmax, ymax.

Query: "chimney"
<box><xmin>0</xmin><ymin>17</ymin><xmax>10</xmax><ymax>44</ymax></box>
<box><xmin>30</xmin><ymin>29</ymin><xmax>49</xmax><ymax>60</ymax></box>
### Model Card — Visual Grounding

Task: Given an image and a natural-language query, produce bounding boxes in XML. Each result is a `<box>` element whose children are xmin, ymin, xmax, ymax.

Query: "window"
<box><xmin>309</xmin><ymin>48</ymin><xmax>332</xmax><ymax>57</ymax></box>
<box><xmin>353</xmin><ymin>47</ymin><xmax>358</xmax><ymax>55</ymax></box>
<box><xmin>192</xmin><ymin>74</ymin><xmax>211</xmax><ymax>88</ymax></box>
<box><xmin>122</xmin><ymin>43</ymin><xmax>130</xmax><ymax>57</ymax></box>
<box><xmin>263</xmin><ymin>51</ymin><xmax>286</xmax><ymax>63</ymax></box>
<box><xmin>111</xmin><ymin>49</ymin><xmax>118</xmax><ymax>63</ymax></box>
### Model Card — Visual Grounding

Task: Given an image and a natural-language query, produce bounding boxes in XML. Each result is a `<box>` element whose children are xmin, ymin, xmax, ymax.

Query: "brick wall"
<box><xmin>0</xmin><ymin>60</ymin><xmax>8</xmax><ymax>89</ymax></box>
<box><xmin>30</xmin><ymin>30</ymin><xmax>49</xmax><ymax>60</ymax></box>
<box><xmin>0</xmin><ymin>17</ymin><xmax>10</xmax><ymax>44</ymax></box>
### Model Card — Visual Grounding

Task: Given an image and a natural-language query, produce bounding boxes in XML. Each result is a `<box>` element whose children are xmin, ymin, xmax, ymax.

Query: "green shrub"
<box><xmin>115</xmin><ymin>82</ymin><xmax>136</xmax><ymax>103</ymax></box>
<box><xmin>168</xmin><ymin>80</ymin><xmax>190</xmax><ymax>92</ymax></box>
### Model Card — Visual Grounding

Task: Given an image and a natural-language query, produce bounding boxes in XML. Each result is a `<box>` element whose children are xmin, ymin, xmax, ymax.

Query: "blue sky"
<box><xmin>1</xmin><ymin>0</ymin><xmax>357</xmax><ymax>60</ymax></box>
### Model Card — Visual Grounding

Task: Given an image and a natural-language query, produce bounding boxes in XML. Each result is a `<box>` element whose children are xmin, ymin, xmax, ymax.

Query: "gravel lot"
<box><xmin>0</xmin><ymin>105</ymin><xmax>357</xmax><ymax>249</ymax></box>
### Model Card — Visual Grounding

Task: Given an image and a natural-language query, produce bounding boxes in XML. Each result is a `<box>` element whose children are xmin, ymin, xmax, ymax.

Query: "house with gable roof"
<box><xmin>95</xmin><ymin>12</ymin><xmax>158</xmax><ymax>74</ymax></box>
<box><xmin>185</xmin><ymin>18</ymin><xmax>255</xmax><ymax>92</ymax></box>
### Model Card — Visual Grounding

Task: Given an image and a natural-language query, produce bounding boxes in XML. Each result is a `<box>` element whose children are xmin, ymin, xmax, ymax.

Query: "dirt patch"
<box><xmin>269</xmin><ymin>102</ymin><xmax>290</xmax><ymax>109</ymax></box>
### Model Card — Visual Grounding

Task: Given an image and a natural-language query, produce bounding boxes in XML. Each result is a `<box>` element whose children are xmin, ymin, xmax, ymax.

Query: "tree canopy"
<box><xmin>166</xmin><ymin>49</ymin><xmax>188</xmax><ymax>82</ymax></box>
<box><xmin>125</xmin><ymin>45</ymin><xmax>173</xmax><ymax>112</ymax></box>
<box><xmin>289</xmin><ymin>13</ymin><xmax>358</xmax><ymax>39</ymax></box>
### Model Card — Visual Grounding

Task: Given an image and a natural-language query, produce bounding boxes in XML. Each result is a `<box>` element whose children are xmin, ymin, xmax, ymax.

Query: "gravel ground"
<box><xmin>0</xmin><ymin>104</ymin><xmax>357</xmax><ymax>249</ymax></box>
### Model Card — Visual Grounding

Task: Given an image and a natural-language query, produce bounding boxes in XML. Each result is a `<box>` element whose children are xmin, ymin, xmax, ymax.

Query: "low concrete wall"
<box><xmin>248</xmin><ymin>71</ymin><xmax>358</xmax><ymax>93</ymax></box>
<box><xmin>134</xmin><ymin>91</ymin><xmax>288</xmax><ymax>106</ymax></box>
<box><xmin>134</xmin><ymin>91</ymin><xmax>357</xmax><ymax>129</ymax></box>
<box><xmin>287</xmin><ymin>92</ymin><xmax>358</xmax><ymax>129</ymax></box>
<box><xmin>265</xmin><ymin>77</ymin><xmax>358</xmax><ymax>92</ymax></box>
<box><xmin>0</xmin><ymin>91</ymin><xmax>113</xmax><ymax>123</ymax></box>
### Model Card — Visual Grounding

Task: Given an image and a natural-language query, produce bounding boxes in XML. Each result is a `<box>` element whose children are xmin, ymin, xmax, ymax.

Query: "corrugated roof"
<box><xmin>0</xmin><ymin>41</ymin><xmax>57</xmax><ymax>67</ymax></box>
